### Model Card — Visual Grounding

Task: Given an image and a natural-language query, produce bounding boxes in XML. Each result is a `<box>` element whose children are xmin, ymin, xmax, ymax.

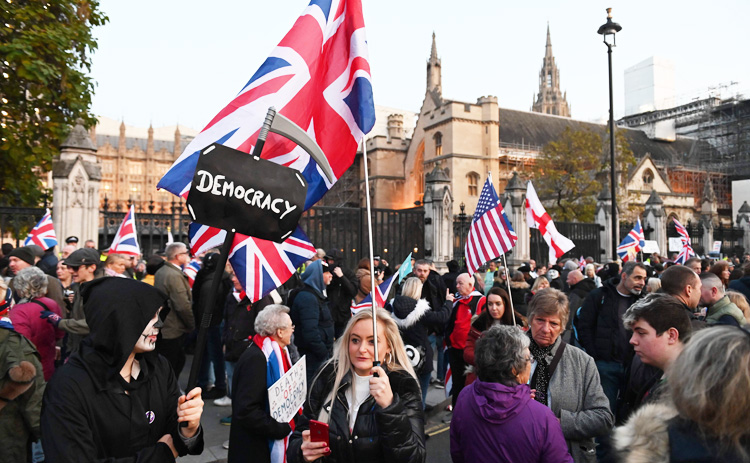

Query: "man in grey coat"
<box><xmin>527</xmin><ymin>288</ymin><xmax>614</xmax><ymax>463</ymax></box>
<box><xmin>155</xmin><ymin>242</ymin><xmax>195</xmax><ymax>378</ymax></box>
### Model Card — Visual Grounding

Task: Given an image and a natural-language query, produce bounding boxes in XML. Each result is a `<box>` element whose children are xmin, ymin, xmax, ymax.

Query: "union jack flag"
<box><xmin>351</xmin><ymin>274</ymin><xmax>397</xmax><ymax>315</ymax></box>
<box><xmin>673</xmin><ymin>217</ymin><xmax>695</xmax><ymax>264</ymax></box>
<box><xmin>24</xmin><ymin>209</ymin><xmax>57</xmax><ymax>250</ymax></box>
<box><xmin>579</xmin><ymin>256</ymin><xmax>586</xmax><ymax>271</ymax></box>
<box><xmin>109</xmin><ymin>205</ymin><xmax>141</xmax><ymax>257</ymax></box>
<box><xmin>617</xmin><ymin>218</ymin><xmax>646</xmax><ymax>262</ymax></box>
<box><xmin>158</xmin><ymin>0</ymin><xmax>374</xmax><ymax>301</ymax></box>
<box><xmin>183</xmin><ymin>258</ymin><xmax>202</xmax><ymax>288</ymax></box>
<box><xmin>465</xmin><ymin>174</ymin><xmax>517</xmax><ymax>275</ymax></box>
<box><xmin>228</xmin><ymin>226</ymin><xmax>317</xmax><ymax>303</ymax></box>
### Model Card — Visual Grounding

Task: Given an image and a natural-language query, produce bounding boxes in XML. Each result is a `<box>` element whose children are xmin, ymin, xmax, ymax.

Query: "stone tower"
<box><xmin>426</xmin><ymin>32</ymin><xmax>442</xmax><ymax>96</ymax></box>
<box><xmin>532</xmin><ymin>25</ymin><xmax>571</xmax><ymax>117</ymax></box>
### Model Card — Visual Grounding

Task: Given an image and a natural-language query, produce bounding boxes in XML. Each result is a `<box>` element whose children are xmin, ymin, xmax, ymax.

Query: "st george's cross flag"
<box><xmin>525</xmin><ymin>181</ymin><xmax>575</xmax><ymax>265</ymax></box>
<box><xmin>617</xmin><ymin>218</ymin><xmax>646</xmax><ymax>262</ymax></box>
<box><xmin>673</xmin><ymin>217</ymin><xmax>695</xmax><ymax>264</ymax></box>
<box><xmin>24</xmin><ymin>209</ymin><xmax>58</xmax><ymax>250</ymax></box>
<box><xmin>464</xmin><ymin>173</ymin><xmax>517</xmax><ymax>276</ymax></box>
<box><xmin>109</xmin><ymin>205</ymin><xmax>140</xmax><ymax>256</ymax></box>
<box><xmin>157</xmin><ymin>0</ymin><xmax>375</xmax><ymax>302</ymax></box>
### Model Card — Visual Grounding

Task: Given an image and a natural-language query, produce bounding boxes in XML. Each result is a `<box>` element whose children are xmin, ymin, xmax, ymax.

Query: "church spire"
<box><xmin>426</xmin><ymin>32</ymin><xmax>442</xmax><ymax>95</ymax></box>
<box><xmin>532</xmin><ymin>25</ymin><xmax>571</xmax><ymax>117</ymax></box>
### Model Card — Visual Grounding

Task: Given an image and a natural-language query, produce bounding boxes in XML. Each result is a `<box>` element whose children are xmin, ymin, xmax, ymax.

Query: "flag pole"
<box><xmin>500</xmin><ymin>254</ymin><xmax>517</xmax><ymax>326</ymax></box>
<box><xmin>184</xmin><ymin>108</ymin><xmax>275</xmax><ymax>405</ymax></box>
<box><xmin>361</xmin><ymin>138</ymin><xmax>380</xmax><ymax>370</ymax></box>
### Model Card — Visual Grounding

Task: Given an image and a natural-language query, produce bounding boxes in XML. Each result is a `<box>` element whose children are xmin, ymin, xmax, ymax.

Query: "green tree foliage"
<box><xmin>0</xmin><ymin>0</ymin><xmax>108</xmax><ymax>206</ymax></box>
<box><xmin>535</xmin><ymin>128</ymin><xmax>603</xmax><ymax>222</ymax></box>
<box><xmin>533</xmin><ymin>127</ymin><xmax>637</xmax><ymax>223</ymax></box>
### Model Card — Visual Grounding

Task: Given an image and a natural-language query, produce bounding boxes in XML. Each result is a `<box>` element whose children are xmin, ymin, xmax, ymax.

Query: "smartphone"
<box><xmin>309</xmin><ymin>420</ymin><xmax>331</xmax><ymax>456</ymax></box>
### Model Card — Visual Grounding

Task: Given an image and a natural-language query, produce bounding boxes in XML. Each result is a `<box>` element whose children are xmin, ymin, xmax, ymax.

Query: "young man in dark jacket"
<box><xmin>290</xmin><ymin>260</ymin><xmax>334</xmax><ymax>383</ymax></box>
<box><xmin>324</xmin><ymin>249</ymin><xmax>357</xmax><ymax>338</ymax></box>
<box><xmin>575</xmin><ymin>261</ymin><xmax>647</xmax><ymax>419</ymax></box>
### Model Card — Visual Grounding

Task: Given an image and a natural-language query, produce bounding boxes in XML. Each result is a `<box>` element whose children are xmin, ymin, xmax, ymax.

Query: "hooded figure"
<box><xmin>289</xmin><ymin>260</ymin><xmax>334</xmax><ymax>383</ymax></box>
<box><xmin>41</xmin><ymin>278</ymin><xmax>205</xmax><ymax>462</ymax></box>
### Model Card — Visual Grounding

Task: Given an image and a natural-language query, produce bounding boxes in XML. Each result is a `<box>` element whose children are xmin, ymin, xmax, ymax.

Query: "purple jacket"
<box><xmin>450</xmin><ymin>379</ymin><xmax>573</xmax><ymax>463</ymax></box>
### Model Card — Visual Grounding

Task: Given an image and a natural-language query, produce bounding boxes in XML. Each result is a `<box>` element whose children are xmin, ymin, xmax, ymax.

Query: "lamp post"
<box><xmin>598</xmin><ymin>8</ymin><xmax>622</xmax><ymax>261</ymax></box>
<box><xmin>458</xmin><ymin>202</ymin><xmax>467</xmax><ymax>266</ymax></box>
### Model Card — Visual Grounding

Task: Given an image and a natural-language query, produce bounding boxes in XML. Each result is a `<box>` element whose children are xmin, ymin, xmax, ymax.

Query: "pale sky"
<box><xmin>89</xmin><ymin>0</ymin><xmax>749</xmax><ymax>132</ymax></box>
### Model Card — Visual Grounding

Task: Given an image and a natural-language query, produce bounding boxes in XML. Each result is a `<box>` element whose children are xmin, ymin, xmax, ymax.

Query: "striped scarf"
<box><xmin>252</xmin><ymin>334</ymin><xmax>295</xmax><ymax>463</ymax></box>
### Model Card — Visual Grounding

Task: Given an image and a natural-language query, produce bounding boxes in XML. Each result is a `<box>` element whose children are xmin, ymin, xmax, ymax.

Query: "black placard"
<box><xmin>186</xmin><ymin>143</ymin><xmax>307</xmax><ymax>242</ymax></box>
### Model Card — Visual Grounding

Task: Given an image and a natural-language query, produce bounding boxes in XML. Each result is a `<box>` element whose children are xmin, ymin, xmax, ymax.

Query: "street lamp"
<box><xmin>598</xmin><ymin>7</ymin><xmax>622</xmax><ymax>261</ymax></box>
<box><xmin>458</xmin><ymin>202</ymin><xmax>467</xmax><ymax>266</ymax></box>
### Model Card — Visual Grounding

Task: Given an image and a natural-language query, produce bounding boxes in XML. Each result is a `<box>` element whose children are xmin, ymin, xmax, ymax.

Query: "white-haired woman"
<box><xmin>9</xmin><ymin>266</ymin><xmax>63</xmax><ymax>380</ymax></box>
<box><xmin>615</xmin><ymin>326</ymin><xmax>750</xmax><ymax>461</ymax></box>
<box><xmin>228</xmin><ymin>304</ymin><xmax>297</xmax><ymax>463</ymax></box>
<box><xmin>288</xmin><ymin>308</ymin><xmax>425</xmax><ymax>463</ymax></box>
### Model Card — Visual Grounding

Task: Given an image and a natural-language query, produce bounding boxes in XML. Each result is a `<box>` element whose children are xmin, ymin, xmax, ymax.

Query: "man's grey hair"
<box><xmin>165</xmin><ymin>242</ymin><xmax>187</xmax><ymax>261</ymax></box>
<box><xmin>621</xmin><ymin>261</ymin><xmax>647</xmax><ymax>277</ymax></box>
<box><xmin>254</xmin><ymin>304</ymin><xmax>291</xmax><ymax>336</ymax></box>
<box><xmin>475</xmin><ymin>325</ymin><xmax>530</xmax><ymax>387</ymax></box>
<box><xmin>700</xmin><ymin>272</ymin><xmax>724</xmax><ymax>295</ymax></box>
<box><xmin>14</xmin><ymin>266</ymin><xmax>48</xmax><ymax>299</ymax></box>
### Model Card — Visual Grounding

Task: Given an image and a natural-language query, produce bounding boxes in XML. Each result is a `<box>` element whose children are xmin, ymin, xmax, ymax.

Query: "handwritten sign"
<box><xmin>668</xmin><ymin>237</ymin><xmax>684</xmax><ymax>253</ymax></box>
<box><xmin>268</xmin><ymin>355</ymin><xmax>307</xmax><ymax>423</ymax></box>
<box><xmin>186</xmin><ymin>143</ymin><xmax>307</xmax><ymax>242</ymax></box>
<box><xmin>713</xmin><ymin>241</ymin><xmax>722</xmax><ymax>253</ymax></box>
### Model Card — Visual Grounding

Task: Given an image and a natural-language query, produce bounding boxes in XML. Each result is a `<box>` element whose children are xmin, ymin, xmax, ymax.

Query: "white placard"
<box><xmin>713</xmin><ymin>241</ymin><xmax>722</xmax><ymax>253</ymax></box>
<box><xmin>668</xmin><ymin>237</ymin><xmax>684</xmax><ymax>253</ymax></box>
<box><xmin>268</xmin><ymin>355</ymin><xmax>307</xmax><ymax>423</ymax></box>
<box><xmin>642</xmin><ymin>240</ymin><xmax>660</xmax><ymax>254</ymax></box>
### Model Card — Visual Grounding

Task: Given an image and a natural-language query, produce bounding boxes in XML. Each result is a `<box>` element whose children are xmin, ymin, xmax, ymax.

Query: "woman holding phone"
<box><xmin>288</xmin><ymin>309</ymin><xmax>426</xmax><ymax>463</ymax></box>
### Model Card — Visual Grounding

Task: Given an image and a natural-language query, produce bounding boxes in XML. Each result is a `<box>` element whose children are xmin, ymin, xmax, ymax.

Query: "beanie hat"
<box><xmin>9</xmin><ymin>247</ymin><xmax>35</xmax><ymax>266</ymax></box>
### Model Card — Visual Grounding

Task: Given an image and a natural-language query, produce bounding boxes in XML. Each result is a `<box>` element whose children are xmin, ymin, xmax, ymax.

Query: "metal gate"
<box><xmin>530</xmin><ymin>222</ymin><xmax>603</xmax><ymax>266</ymax></box>
<box><xmin>0</xmin><ymin>206</ymin><xmax>47</xmax><ymax>247</ymax></box>
<box><xmin>712</xmin><ymin>223</ymin><xmax>744</xmax><ymax>257</ymax></box>
<box><xmin>667</xmin><ymin>220</ymin><xmax>703</xmax><ymax>254</ymax></box>
<box><xmin>299</xmin><ymin>206</ymin><xmax>424</xmax><ymax>270</ymax></box>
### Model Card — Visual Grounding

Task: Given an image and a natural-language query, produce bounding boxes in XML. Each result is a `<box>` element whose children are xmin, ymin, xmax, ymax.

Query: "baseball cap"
<box><xmin>64</xmin><ymin>248</ymin><xmax>100</xmax><ymax>267</ymax></box>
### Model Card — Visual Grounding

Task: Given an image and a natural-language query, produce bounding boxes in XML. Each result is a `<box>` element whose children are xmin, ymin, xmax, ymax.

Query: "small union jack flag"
<box><xmin>183</xmin><ymin>258</ymin><xmax>202</xmax><ymax>288</ymax></box>
<box><xmin>617</xmin><ymin>218</ymin><xmax>646</xmax><ymax>262</ymax></box>
<box><xmin>109</xmin><ymin>205</ymin><xmax>141</xmax><ymax>257</ymax></box>
<box><xmin>673</xmin><ymin>217</ymin><xmax>695</xmax><ymax>264</ymax></box>
<box><xmin>350</xmin><ymin>274</ymin><xmax>397</xmax><ymax>315</ymax></box>
<box><xmin>24</xmin><ymin>209</ymin><xmax>57</xmax><ymax>250</ymax></box>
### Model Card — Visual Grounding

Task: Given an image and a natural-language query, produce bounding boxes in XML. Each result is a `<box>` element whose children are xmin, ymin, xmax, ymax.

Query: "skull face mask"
<box><xmin>134</xmin><ymin>308</ymin><xmax>164</xmax><ymax>353</ymax></box>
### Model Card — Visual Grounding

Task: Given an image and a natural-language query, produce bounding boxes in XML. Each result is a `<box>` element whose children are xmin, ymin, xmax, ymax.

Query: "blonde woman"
<box><xmin>289</xmin><ymin>309</ymin><xmax>425</xmax><ymax>463</ymax></box>
<box><xmin>725</xmin><ymin>290</ymin><xmax>750</xmax><ymax>323</ymax></box>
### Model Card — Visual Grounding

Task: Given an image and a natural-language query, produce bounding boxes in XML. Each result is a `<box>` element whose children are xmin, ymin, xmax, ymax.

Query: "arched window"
<box><xmin>467</xmin><ymin>172</ymin><xmax>480</xmax><ymax>196</ymax></box>
<box><xmin>642</xmin><ymin>169</ymin><xmax>654</xmax><ymax>189</ymax></box>
<box><xmin>434</xmin><ymin>132</ymin><xmax>443</xmax><ymax>157</ymax></box>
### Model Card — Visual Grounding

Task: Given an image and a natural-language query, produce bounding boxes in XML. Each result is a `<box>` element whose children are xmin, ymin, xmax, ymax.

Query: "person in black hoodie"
<box><xmin>388</xmin><ymin>277</ymin><xmax>451</xmax><ymax>408</ymax></box>
<box><xmin>324</xmin><ymin>249</ymin><xmax>357</xmax><ymax>338</ymax></box>
<box><xmin>41</xmin><ymin>277</ymin><xmax>204</xmax><ymax>462</ymax></box>
<box><xmin>290</xmin><ymin>260</ymin><xmax>334</xmax><ymax>383</ymax></box>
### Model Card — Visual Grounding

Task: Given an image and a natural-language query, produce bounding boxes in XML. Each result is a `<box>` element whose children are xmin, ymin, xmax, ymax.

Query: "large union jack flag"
<box><xmin>158</xmin><ymin>0</ymin><xmax>375</xmax><ymax>302</ymax></box>
<box><xmin>24</xmin><ymin>209</ymin><xmax>57</xmax><ymax>250</ymax></box>
<box><xmin>673</xmin><ymin>217</ymin><xmax>695</xmax><ymax>264</ymax></box>
<box><xmin>465</xmin><ymin>174</ymin><xmax>517</xmax><ymax>275</ymax></box>
<box><xmin>617</xmin><ymin>218</ymin><xmax>646</xmax><ymax>262</ymax></box>
<box><xmin>109</xmin><ymin>205</ymin><xmax>141</xmax><ymax>256</ymax></box>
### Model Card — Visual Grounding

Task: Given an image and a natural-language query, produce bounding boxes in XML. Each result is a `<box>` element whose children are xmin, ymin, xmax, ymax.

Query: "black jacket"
<box><xmin>192</xmin><ymin>269</ymin><xmax>232</xmax><ymax>328</ymax></box>
<box><xmin>288</xmin><ymin>363</ymin><xmax>426</xmax><ymax>463</ymax></box>
<box><xmin>389</xmin><ymin>296</ymin><xmax>450</xmax><ymax>374</ymax></box>
<box><xmin>41</xmin><ymin>278</ymin><xmax>203</xmax><ymax>462</ymax></box>
<box><xmin>228</xmin><ymin>342</ymin><xmax>293</xmax><ymax>463</ymax></box>
<box><xmin>575</xmin><ymin>277</ymin><xmax>642</xmax><ymax>363</ymax></box>
<box><xmin>728</xmin><ymin>276</ymin><xmax>750</xmax><ymax>302</ymax></box>
<box><xmin>222</xmin><ymin>293</ymin><xmax>274</xmax><ymax>362</ymax></box>
<box><xmin>327</xmin><ymin>266</ymin><xmax>358</xmax><ymax>327</ymax></box>
<box><xmin>290</xmin><ymin>286</ymin><xmax>334</xmax><ymax>372</ymax></box>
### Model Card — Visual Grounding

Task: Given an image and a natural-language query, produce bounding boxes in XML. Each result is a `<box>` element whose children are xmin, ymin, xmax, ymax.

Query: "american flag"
<box><xmin>673</xmin><ymin>217</ymin><xmax>695</xmax><ymax>264</ymax></box>
<box><xmin>350</xmin><ymin>274</ymin><xmax>397</xmax><ymax>315</ymax></box>
<box><xmin>617</xmin><ymin>218</ymin><xmax>646</xmax><ymax>262</ymax></box>
<box><xmin>183</xmin><ymin>258</ymin><xmax>202</xmax><ymax>288</ymax></box>
<box><xmin>157</xmin><ymin>0</ymin><xmax>374</xmax><ymax>301</ymax></box>
<box><xmin>109</xmin><ymin>205</ymin><xmax>140</xmax><ymax>257</ymax></box>
<box><xmin>24</xmin><ymin>209</ymin><xmax>57</xmax><ymax>250</ymax></box>
<box><xmin>465</xmin><ymin>174</ymin><xmax>517</xmax><ymax>275</ymax></box>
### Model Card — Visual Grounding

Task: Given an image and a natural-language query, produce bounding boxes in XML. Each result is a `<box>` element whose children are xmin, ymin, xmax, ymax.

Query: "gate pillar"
<box><xmin>503</xmin><ymin>172</ymin><xmax>528</xmax><ymax>268</ymax></box>
<box><xmin>424</xmin><ymin>164</ymin><xmax>453</xmax><ymax>271</ymax></box>
<box><xmin>737</xmin><ymin>201</ymin><xmax>750</xmax><ymax>253</ymax></box>
<box><xmin>52</xmin><ymin>120</ymin><xmax>102</xmax><ymax>247</ymax></box>
<box><xmin>700</xmin><ymin>179</ymin><xmax>718</xmax><ymax>255</ymax></box>
<box><xmin>643</xmin><ymin>190</ymin><xmax>667</xmax><ymax>258</ymax></box>
<box><xmin>596</xmin><ymin>186</ymin><xmax>616</xmax><ymax>262</ymax></box>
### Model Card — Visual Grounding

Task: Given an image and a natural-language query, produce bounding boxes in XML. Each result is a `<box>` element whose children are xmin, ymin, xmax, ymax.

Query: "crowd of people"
<box><xmin>2</xmin><ymin>237</ymin><xmax>750</xmax><ymax>462</ymax></box>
